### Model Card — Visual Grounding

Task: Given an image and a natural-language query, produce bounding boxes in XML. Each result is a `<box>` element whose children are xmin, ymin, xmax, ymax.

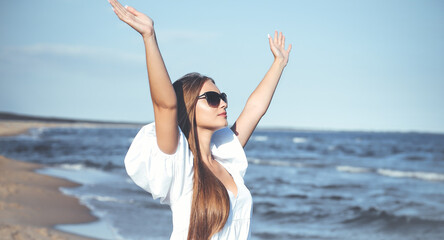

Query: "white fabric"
<box><xmin>125</xmin><ymin>123</ymin><xmax>253</xmax><ymax>240</ymax></box>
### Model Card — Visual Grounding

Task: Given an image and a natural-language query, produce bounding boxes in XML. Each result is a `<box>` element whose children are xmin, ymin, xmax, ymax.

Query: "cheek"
<box><xmin>195</xmin><ymin>102</ymin><xmax>214</xmax><ymax>125</ymax></box>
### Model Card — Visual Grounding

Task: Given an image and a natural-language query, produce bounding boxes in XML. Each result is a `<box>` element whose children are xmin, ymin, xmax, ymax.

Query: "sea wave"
<box><xmin>253</xmin><ymin>232</ymin><xmax>331</xmax><ymax>240</ymax></box>
<box><xmin>337</xmin><ymin>165</ymin><xmax>444</xmax><ymax>182</ymax></box>
<box><xmin>377</xmin><ymin>168</ymin><xmax>444</xmax><ymax>181</ymax></box>
<box><xmin>57</xmin><ymin>161</ymin><xmax>122</xmax><ymax>171</ymax></box>
<box><xmin>252</xmin><ymin>135</ymin><xmax>268</xmax><ymax>142</ymax></box>
<box><xmin>58</xmin><ymin>163</ymin><xmax>85</xmax><ymax>171</ymax></box>
<box><xmin>248</xmin><ymin>158</ymin><xmax>306</xmax><ymax>167</ymax></box>
<box><xmin>343</xmin><ymin>206</ymin><xmax>444</xmax><ymax>233</ymax></box>
<box><xmin>5</xmin><ymin>127</ymin><xmax>47</xmax><ymax>141</ymax></box>
<box><xmin>336</xmin><ymin>165</ymin><xmax>371</xmax><ymax>173</ymax></box>
<box><xmin>28</xmin><ymin>127</ymin><xmax>47</xmax><ymax>138</ymax></box>
<box><xmin>82</xmin><ymin>194</ymin><xmax>126</xmax><ymax>203</ymax></box>
<box><xmin>248</xmin><ymin>158</ymin><xmax>328</xmax><ymax>169</ymax></box>
<box><xmin>292</xmin><ymin>137</ymin><xmax>307</xmax><ymax>143</ymax></box>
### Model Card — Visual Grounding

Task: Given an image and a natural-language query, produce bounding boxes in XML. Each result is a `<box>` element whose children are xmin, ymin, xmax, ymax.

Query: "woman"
<box><xmin>108</xmin><ymin>0</ymin><xmax>291</xmax><ymax>239</ymax></box>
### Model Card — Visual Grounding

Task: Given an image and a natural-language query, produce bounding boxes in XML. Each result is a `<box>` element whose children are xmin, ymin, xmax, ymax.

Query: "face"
<box><xmin>195</xmin><ymin>80</ymin><xmax>228</xmax><ymax>131</ymax></box>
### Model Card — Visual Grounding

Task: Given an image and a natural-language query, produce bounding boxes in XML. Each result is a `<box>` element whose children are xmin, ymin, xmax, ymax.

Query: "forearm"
<box><xmin>108</xmin><ymin>0</ymin><xmax>178</xmax><ymax>153</ymax></box>
<box><xmin>143</xmin><ymin>33</ymin><xmax>177</xmax><ymax>109</ymax></box>
<box><xmin>231</xmin><ymin>31</ymin><xmax>291</xmax><ymax>146</ymax></box>
<box><xmin>245</xmin><ymin>58</ymin><xmax>286</xmax><ymax>115</ymax></box>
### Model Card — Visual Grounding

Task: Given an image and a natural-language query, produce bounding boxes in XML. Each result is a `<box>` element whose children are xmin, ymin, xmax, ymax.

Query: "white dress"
<box><xmin>124</xmin><ymin>123</ymin><xmax>253</xmax><ymax>240</ymax></box>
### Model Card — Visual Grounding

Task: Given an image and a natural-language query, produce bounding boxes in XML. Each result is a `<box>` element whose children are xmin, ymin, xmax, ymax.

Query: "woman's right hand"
<box><xmin>108</xmin><ymin>0</ymin><xmax>154</xmax><ymax>39</ymax></box>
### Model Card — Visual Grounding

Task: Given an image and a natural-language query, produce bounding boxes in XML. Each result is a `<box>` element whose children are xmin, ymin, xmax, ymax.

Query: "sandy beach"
<box><xmin>0</xmin><ymin>121</ymin><xmax>99</xmax><ymax>240</ymax></box>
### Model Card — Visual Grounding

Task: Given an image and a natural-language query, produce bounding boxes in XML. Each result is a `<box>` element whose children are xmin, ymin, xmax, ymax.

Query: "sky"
<box><xmin>1</xmin><ymin>0</ymin><xmax>443</xmax><ymax>133</ymax></box>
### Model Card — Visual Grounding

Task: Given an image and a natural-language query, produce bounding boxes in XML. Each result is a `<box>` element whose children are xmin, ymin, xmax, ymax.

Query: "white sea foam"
<box><xmin>292</xmin><ymin>137</ymin><xmax>307</xmax><ymax>143</ymax></box>
<box><xmin>377</xmin><ymin>169</ymin><xmax>444</xmax><ymax>182</ymax></box>
<box><xmin>93</xmin><ymin>196</ymin><xmax>121</xmax><ymax>203</ymax></box>
<box><xmin>15</xmin><ymin>127</ymin><xmax>47</xmax><ymax>140</ymax></box>
<box><xmin>337</xmin><ymin>165</ymin><xmax>371</xmax><ymax>173</ymax></box>
<box><xmin>253</xmin><ymin>135</ymin><xmax>268</xmax><ymax>142</ymax></box>
<box><xmin>59</xmin><ymin>163</ymin><xmax>85</xmax><ymax>171</ymax></box>
<box><xmin>29</xmin><ymin>127</ymin><xmax>45</xmax><ymax>138</ymax></box>
<box><xmin>82</xmin><ymin>195</ymin><xmax>123</xmax><ymax>203</ymax></box>
<box><xmin>337</xmin><ymin>165</ymin><xmax>444</xmax><ymax>182</ymax></box>
<box><xmin>327</xmin><ymin>145</ymin><xmax>336</xmax><ymax>151</ymax></box>
<box><xmin>249</xmin><ymin>158</ymin><xmax>305</xmax><ymax>167</ymax></box>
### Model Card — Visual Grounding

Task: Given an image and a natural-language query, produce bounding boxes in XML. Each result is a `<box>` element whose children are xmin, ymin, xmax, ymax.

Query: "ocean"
<box><xmin>1</xmin><ymin>126</ymin><xmax>444</xmax><ymax>240</ymax></box>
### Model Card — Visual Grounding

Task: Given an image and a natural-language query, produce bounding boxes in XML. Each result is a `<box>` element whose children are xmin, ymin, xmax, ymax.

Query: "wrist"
<box><xmin>273</xmin><ymin>57</ymin><xmax>287</xmax><ymax>68</ymax></box>
<box><xmin>142</xmin><ymin>31</ymin><xmax>156</xmax><ymax>42</ymax></box>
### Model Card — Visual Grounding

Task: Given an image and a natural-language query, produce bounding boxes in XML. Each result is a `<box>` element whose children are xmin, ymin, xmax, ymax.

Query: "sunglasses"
<box><xmin>198</xmin><ymin>91</ymin><xmax>228</xmax><ymax>108</ymax></box>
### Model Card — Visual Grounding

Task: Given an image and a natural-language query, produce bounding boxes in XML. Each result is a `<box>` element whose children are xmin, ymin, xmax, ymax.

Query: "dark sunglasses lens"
<box><xmin>221</xmin><ymin>93</ymin><xmax>227</xmax><ymax>105</ymax></box>
<box><xmin>206</xmin><ymin>92</ymin><xmax>221</xmax><ymax>107</ymax></box>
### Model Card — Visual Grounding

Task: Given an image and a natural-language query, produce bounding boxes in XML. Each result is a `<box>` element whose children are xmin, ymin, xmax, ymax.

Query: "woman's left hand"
<box><xmin>268</xmin><ymin>31</ymin><xmax>292</xmax><ymax>66</ymax></box>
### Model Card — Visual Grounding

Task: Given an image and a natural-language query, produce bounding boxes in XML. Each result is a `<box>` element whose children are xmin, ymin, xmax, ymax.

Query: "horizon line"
<box><xmin>1</xmin><ymin>111</ymin><xmax>442</xmax><ymax>135</ymax></box>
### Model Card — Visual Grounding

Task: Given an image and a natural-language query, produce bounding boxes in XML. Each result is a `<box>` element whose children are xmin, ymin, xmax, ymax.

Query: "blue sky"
<box><xmin>1</xmin><ymin>0</ymin><xmax>443</xmax><ymax>133</ymax></box>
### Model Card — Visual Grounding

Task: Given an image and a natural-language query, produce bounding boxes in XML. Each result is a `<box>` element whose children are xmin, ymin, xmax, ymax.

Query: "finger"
<box><xmin>126</xmin><ymin>6</ymin><xmax>141</xmax><ymax>17</ymax></box>
<box><xmin>274</xmin><ymin>31</ymin><xmax>278</xmax><ymax>45</ymax></box>
<box><xmin>108</xmin><ymin>0</ymin><xmax>117</xmax><ymax>12</ymax></box>
<box><xmin>110</xmin><ymin>0</ymin><xmax>131</xmax><ymax>19</ymax></box>
<box><xmin>109</xmin><ymin>0</ymin><xmax>126</xmax><ymax>18</ymax></box>
<box><xmin>279</xmin><ymin>32</ymin><xmax>283</xmax><ymax>46</ymax></box>
<box><xmin>268</xmin><ymin>33</ymin><xmax>274</xmax><ymax>47</ymax></box>
<box><xmin>112</xmin><ymin>2</ymin><xmax>137</xmax><ymax>24</ymax></box>
<box><xmin>113</xmin><ymin>7</ymin><xmax>127</xmax><ymax>22</ymax></box>
<box><xmin>111</xmin><ymin>5</ymin><xmax>125</xmax><ymax>20</ymax></box>
<box><xmin>282</xmin><ymin>35</ymin><xmax>286</xmax><ymax>48</ymax></box>
<box><xmin>109</xmin><ymin>0</ymin><xmax>124</xmax><ymax>12</ymax></box>
<box><xmin>287</xmin><ymin>43</ymin><xmax>292</xmax><ymax>53</ymax></box>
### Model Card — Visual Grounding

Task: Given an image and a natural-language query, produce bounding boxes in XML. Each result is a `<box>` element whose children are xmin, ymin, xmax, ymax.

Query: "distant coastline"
<box><xmin>0</xmin><ymin>111</ymin><xmax>145</xmax><ymax>126</ymax></box>
<box><xmin>0</xmin><ymin>112</ymin><xmax>143</xmax><ymax>137</ymax></box>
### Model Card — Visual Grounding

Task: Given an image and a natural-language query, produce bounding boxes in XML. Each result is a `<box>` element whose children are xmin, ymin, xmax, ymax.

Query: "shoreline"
<box><xmin>0</xmin><ymin>120</ymin><xmax>116</xmax><ymax>239</ymax></box>
<box><xmin>0</xmin><ymin>156</ymin><xmax>97</xmax><ymax>240</ymax></box>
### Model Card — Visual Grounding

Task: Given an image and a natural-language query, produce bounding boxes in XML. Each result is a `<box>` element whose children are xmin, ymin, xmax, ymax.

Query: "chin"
<box><xmin>212</xmin><ymin>121</ymin><xmax>228</xmax><ymax>131</ymax></box>
<box><xmin>198</xmin><ymin>119</ymin><xmax>228</xmax><ymax>132</ymax></box>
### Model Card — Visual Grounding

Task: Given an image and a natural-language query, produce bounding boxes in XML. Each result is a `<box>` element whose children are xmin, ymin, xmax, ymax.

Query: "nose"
<box><xmin>220</xmin><ymin>99</ymin><xmax>227</xmax><ymax>109</ymax></box>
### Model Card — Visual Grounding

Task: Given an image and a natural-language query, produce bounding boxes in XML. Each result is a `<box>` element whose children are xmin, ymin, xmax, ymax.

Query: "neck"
<box><xmin>196</xmin><ymin>126</ymin><xmax>215</xmax><ymax>166</ymax></box>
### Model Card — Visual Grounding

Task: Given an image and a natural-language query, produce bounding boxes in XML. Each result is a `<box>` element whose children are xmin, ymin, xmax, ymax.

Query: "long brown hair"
<box><xmin>173</xmin><ymin>72</ymin><xmax>230</xmax><ymax>240</ymax></box>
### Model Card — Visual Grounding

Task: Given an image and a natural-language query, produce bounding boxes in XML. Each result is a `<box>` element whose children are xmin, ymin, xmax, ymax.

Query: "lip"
<box><xmin>218</xmin><ymin>112</ymin><xmax>227</xmax><ymax>117</ymax></box>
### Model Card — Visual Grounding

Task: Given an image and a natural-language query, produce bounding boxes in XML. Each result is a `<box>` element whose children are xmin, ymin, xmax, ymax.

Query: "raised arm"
<box><xmin>109</xmin><ymin>0</ymin><xmax>178</xmax><ymax>154</ymax></box>
<box><xmin>231</xmin><ymin>31</ymin><xmax>292</xmax><ymax>147</ymax></box>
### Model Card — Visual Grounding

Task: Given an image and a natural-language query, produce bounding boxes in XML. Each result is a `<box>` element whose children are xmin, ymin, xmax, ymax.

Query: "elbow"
<box><xmin>245</xmin><ymin>95</ymin><xmax>270</xmax><ymax>117</ymax></box>
<box><xmin>153</xmin><ymin>99</ymin><xmax>177</xmax><ymax>111</ymax></box>
<box><xmin>246</xmin><ymin>101</ymin><xmax>268</xmax><ymax>118</ymax></box>
<box><xmin>260</xmin><ymin>108</ymin><xmax>268</xmax><ymax>117</ymax></box>
<box><xmin>258</xmin><ymin>109</ymin><xmax>267</xmax><ymax>118</ymax></box>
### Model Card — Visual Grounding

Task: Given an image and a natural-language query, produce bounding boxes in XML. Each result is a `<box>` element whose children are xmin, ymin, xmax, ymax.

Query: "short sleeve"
<box><xmin>124</xmin><ymin>123</ymin><xmax>194</xmax><ymax>205</ymax></box>
<box><xmin>210</xmin><ymin>127</ymin><xmax>248</xmax><ymax>177</ymax></box>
